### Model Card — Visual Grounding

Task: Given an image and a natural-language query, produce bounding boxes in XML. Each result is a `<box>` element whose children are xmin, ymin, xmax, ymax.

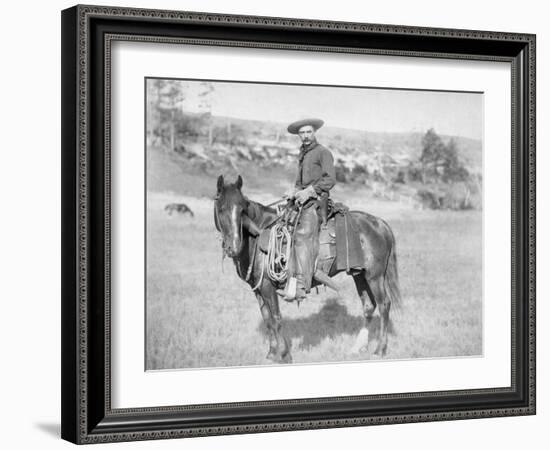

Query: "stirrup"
<box><xmin>279</xmin><ymin>291</ymin><xmax>306</xmax><ymax>302</ymax></box>
<box><xmin>276</xmin><ymin>277</ymin><xmax>306</xmax><ymax>302</ymax></box>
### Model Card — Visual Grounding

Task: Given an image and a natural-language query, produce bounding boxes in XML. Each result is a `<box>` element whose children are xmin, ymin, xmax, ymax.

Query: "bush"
<box><xmin>417</xmin><ymin>188</ymin><xmax>444</xmax><ymax>209</ymax></box>
<box><xmin>335</xmin><ymin>165</ymin><xmax>348</xmax><ymax>183</ymax></box>
<box><xmin>417</xmin><ymin>181</ymin><xmax>481</xmax><ymax>211</ymax></box>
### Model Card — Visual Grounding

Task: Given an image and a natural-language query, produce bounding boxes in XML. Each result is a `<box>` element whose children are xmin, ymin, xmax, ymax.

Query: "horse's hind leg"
<box><xmin>350</xmin><ymin>272</ymin><xmax>376</xmax><ymax>354</ymax></box>
<box><xmin>370</xmin><ymin>276</ymin><xmax>390</xmax><ymax>356</ymax></box>
<box><xmin>353</xmin><ymin>272</ymin><xmax>376</xmax><ymax>325</ymax></box>
<box><xmin>352</xmin><ymin>273</ymin><xmax>390</xmax><ymax>356</ymax></box>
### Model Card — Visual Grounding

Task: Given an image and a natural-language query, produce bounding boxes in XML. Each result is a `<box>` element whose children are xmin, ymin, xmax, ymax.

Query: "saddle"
<box><xmin>257</xmin><ymin>200</ymin><xmax>365</xmax><ymax>277</ymax></box>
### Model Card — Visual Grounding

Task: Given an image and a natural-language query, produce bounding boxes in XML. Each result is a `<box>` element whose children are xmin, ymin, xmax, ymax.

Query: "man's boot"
<box><xmin>276</xmin><ymin>275</ymin><xmax>306</xmax><ymax>302</ymax></box>
<box><xmin>277</xmin><ymin>206</ymin><xmax>317</xmax><ymax>301</ymax></box>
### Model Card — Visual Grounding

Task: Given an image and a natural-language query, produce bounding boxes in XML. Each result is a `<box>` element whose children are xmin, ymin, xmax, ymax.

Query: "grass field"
<box><xmin>145</xmin><ymin>184</ymin><xmax>482</xmax><ymax>370</ymax></box>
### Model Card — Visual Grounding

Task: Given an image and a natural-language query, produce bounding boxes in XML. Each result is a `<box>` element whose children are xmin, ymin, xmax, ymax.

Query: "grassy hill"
<box><xmin>147</xmin><ymin>146</ymin><xmax>296</xmax><ymax>198</ymax></box>
<box><xmin>147</xmin><ymin>113</ymin><xmax>483</xmax><ymax>210</ymax></box>
<box><xmin>207</xmin><ymin>115</ymin><xmax>482</xmax><ymax>168</ymax></box>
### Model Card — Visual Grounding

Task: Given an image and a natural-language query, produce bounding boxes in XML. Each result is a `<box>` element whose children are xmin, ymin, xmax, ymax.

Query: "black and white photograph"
<box><xmin>2</xmin><ymin>0</ymin><xmax>544</xmax><ymax>447</ymax></box>
<box><xmin>145</xmin><ymin>78</ymin><xmax>484</xmax><ymax>370</ymax></box>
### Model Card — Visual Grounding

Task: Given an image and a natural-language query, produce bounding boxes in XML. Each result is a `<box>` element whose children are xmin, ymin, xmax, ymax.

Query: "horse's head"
<box><xmin>214</xmin><ymin>174</ymin><xmax>248</xmax><ymax>258</ymax></box>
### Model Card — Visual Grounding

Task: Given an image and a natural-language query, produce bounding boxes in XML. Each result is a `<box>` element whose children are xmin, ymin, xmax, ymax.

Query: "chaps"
<box><xmin>293</xmin><ymin>205</ymin><xmax>320</xmax><ymax>292</ymax></box>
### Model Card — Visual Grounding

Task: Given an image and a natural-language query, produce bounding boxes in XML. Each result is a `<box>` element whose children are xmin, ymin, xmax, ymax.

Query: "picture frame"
<box><xmin>61</xmin><ymin>4</ymin><xmax>536</xmax><ymax>444</ymax></box>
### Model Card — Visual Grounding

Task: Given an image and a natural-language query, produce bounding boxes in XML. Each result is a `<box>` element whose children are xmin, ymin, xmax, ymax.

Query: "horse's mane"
<box><xmin>245</xmin><ymin>197</ymin><xmax>278</xmax><ymax>227</ymax></box>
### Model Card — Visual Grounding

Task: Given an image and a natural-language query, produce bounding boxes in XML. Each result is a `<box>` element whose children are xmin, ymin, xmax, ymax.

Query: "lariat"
<box><xmin>249</xmin><ymin>204</ymin><xmax>302</xmax><ymax>291</ymax></box>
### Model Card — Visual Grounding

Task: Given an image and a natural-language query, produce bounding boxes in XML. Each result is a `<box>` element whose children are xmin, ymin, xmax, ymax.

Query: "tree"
<box><xmin>420</xmin><ymin>128</ymin><xmax>446</xmax><ymax>182</ymax></box>
<box><xmin>420</xmin><ymin>129</ymin><xmax>469</xmax><ymax>183</ymax></box>
<box><xmin>198</xmin><ymin>82</ymin><xmax>215</xmax><ymax>147</ymax></box>
<box><xmin>442</xmin><ymin>138</ymin><xmax>469</xmax><ymax>182</ymax></box>
<box><xmin>148</xmin><ymin>79</ymin><xmax>186</xmax><ymax>152</ymax></box>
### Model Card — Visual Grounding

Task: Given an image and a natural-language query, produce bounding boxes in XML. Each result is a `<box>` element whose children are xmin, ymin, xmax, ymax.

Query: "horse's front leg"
<box><xmin>255</xmin><ymin>284</ymin><xmax>291</xmax><ymax>364</ymax></box>
<box><xmin>255</xmin><ymin>292</ymin><xmax>278</xmax><ymax>360</ymax></box>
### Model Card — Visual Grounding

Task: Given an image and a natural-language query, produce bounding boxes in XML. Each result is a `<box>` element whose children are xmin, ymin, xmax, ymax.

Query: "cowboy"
<box><xmin>278</xmin><ymin>118</ymin><xmax>336</xmax><ymax>301</ymax></box>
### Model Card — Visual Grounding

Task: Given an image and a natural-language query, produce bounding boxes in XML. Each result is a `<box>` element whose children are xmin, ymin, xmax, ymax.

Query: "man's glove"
<box><xmin>294</xmin><ymin>185</ymin><xmax>317</xmax><ymax>204</ymax></box>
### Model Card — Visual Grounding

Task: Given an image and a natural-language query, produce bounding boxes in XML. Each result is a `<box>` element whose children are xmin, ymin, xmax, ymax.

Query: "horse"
<box><xmin>165</xmin><ymin>203</ymin><xmax>194</xmax><ymax>217</ymax></box>
<box><xmin>214</xmin><ymin>174</ymin><xmax>401</xmax><ymax>364</ymax></box>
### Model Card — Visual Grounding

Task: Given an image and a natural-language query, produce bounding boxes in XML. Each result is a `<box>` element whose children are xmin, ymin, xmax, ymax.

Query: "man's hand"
<box><xmin>284</xmin><ymin>187</ymin><xmax>298</xmax><ymax>200</ymax></box>
<box><xmin>294</xmin><ymin>185</ymin><xmax>317</xmax><ymax>204</ymax></box>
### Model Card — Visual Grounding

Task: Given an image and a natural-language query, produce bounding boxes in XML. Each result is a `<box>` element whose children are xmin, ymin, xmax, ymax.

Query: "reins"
<box><xmin>264</xmin><ymin>197</ymin><xmax>287</xmax><ymax>208</ymax></box>
<box><xmin>215</xmin><ymin>196</ymin><xmax>300</xmax><ymax>292</ymax></box>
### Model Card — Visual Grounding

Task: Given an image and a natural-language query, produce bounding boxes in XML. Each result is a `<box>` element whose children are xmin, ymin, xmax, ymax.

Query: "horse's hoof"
<box><xmin>281</xmin><ymin>353</ymin><xmax>293</xmax><ymax>364</ymax></box>
<box><xmin>266</xmin><ymin>351</ymin><xmax>292</xmax><ymax>364</ymax></box>
<box><xmin>349</xmin><ymin>328</ymin><xmax>370</xmax><ymax>355</ymax></box>
<box><xmin>348</xmin><ymin>345</ymin><xmax>369</xmax><ymax>356</ymax></box>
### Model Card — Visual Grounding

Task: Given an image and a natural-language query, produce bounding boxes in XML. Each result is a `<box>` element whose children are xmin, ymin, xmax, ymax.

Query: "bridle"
<box><xmin>214</xmin><ymin>196</ymin><xmax>245</xmax><ymax>258</ymax></box>
<box><xmin>214</xmin><ymin>196</ymin><xmax>268</xmax><ymax>289</ymax></box>
<box><xmin>214</xmin><ymin>194</ymin><xmax>300</xmax><ymax>292</ymax></box>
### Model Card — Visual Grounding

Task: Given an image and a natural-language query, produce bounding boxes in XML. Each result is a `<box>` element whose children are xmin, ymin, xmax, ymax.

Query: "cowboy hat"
<box><xmin>287</xmin><ymin>118</ymin><xmax>324</xmax><ymax>134</ymax></box>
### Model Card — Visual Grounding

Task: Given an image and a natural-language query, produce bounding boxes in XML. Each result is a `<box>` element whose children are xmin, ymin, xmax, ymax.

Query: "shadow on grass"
<box><xmin>259</xmin><ymin>298</ymin><xmax>382</xmax><ymax>350</ymax></box>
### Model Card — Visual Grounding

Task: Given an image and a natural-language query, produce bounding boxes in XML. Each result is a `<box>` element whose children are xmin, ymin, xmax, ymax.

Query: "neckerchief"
<box><xmin>298</xmin><ymin>139</ymin><xmax>318</xmax><ymax>164</ymax></box>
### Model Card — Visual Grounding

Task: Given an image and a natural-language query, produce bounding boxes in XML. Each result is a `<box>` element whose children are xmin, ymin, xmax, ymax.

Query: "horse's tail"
<box><xmin>385</xmin><ymin>236</ymin><xmax>402</xmax><ymax>311</ymax></box>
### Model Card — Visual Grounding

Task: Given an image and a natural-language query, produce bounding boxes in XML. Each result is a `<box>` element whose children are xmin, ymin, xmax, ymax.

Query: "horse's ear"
<box><xmin>217</xmin><ymin>175</ymin><xmax>224</xmax><ymax>194</ymax></box>
<box><xmin>236</xmin><ymin>175</ymin><xmax>243</xmax><ymax>190</ymax></box>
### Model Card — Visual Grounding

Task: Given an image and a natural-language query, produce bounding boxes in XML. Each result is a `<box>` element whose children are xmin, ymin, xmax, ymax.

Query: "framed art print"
<box><xmin>61</xmin><ymin>5</ymin><xmax>536</xmax><ymax>444</ymax></box>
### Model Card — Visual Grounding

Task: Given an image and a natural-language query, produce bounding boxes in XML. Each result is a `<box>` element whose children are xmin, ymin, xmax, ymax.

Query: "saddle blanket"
<box><xmin>333</xmin><ymin>205</ymin><xmax>365</xmax><ymax>273</ymax></box>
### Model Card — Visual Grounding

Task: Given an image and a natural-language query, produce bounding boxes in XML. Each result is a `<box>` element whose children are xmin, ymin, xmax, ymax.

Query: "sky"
<box><xmin>154</xmin><ymin>79</ymin><xmax>484</xmax><ymax>141</ymax></box>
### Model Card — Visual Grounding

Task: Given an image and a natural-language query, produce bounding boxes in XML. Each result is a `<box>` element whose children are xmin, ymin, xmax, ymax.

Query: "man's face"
<box><xmin>298</xmin><ymin>125</ymin><xmax>316</xmax><ymax>145</ymax></box>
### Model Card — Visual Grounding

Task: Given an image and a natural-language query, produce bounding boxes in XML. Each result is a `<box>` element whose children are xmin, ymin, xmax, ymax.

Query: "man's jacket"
<box><xmin>295</xmin><ymin>141</ymin><xmax>336</xmax><ymax>195</ymax></box>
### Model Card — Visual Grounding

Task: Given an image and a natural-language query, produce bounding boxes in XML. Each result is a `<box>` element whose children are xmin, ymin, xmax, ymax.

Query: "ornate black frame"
<box><xmin>61</xmin><ymin>4</ymin><xmax>536</xmax><ymax>444</ymax></box>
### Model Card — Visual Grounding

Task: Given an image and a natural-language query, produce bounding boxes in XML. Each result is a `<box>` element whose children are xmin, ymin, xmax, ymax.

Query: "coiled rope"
<box><xmin>247</xmin><ymin>222</ymin><xmax>291</xmax><ymax>291</ymax></box>
<box><xmin>248</xmin><ymin>205</ymin><xmax>301</xmax><ymax>291</ymax></box>
<box><xmin>265</xmin><ymin>222</ymin><xmax>292</xmax><ymax>283</ymax></box>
